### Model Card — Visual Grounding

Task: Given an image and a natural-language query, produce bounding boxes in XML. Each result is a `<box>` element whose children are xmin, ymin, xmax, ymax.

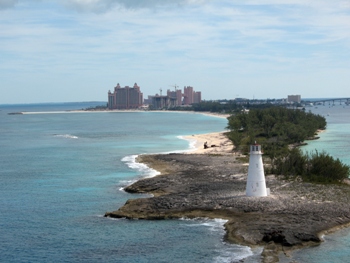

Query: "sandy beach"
<box><xmin>183</xmin><ymin>131</ymin><xmax>234</xmax><ymax>154</ymax></box>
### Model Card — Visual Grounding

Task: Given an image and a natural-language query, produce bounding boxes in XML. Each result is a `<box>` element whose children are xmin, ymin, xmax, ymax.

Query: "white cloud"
<box><xmin>0</xmin><ymin>0</ymin><xmax>18</xmax><ymax>9</ymax></box>
<box><xmin>0</xmin><ymin>0</ymin><xmax>349</xmax><ymax>103</ymax></box>
<box><xmin>62</xmin><ymin>0</ymin><xmax>207</xmax><ymax>13</ymax></box>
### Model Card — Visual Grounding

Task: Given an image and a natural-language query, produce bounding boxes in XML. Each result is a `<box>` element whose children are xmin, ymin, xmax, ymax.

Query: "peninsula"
<box><xmin>105</xmin><ymin>132</ymin><xmax>350</xmax><ymax>262</ymax></box>
<box><xmin>105</xmin><ymin>107</ymin><xmax>349</xmax><ymax>262</ymax></box>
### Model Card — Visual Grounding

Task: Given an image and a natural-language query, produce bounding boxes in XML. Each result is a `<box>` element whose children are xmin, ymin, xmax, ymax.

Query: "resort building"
<box><xmin>148</xmin><ymin>86</ymin><xmax>202</xmax><ymax>109</ymax></box>
<box><xmin>167</xmin><ymin>89</ymin><xmax>183</xmax><ymax>106</ymax></box>
<box><xmin>287</xmin><ymin>95</ymin><xmax>301</xmax><ymax>104</ymax></box>
<box><xmin>138</xmin><ymin>85</ymin><xmax>203</xmax><ymax>109</ymax></box>
<box><xmin>194</xmin><ymin>91</ymin><xmax>202</xmax><ymax>104</ymax></box>
<box><xmin>182</xmin><ymin>86</ymin><xmax>202</xmax><ymax>105</ymax></box>
<box><xmin>151</xmin><ymin>95</ymin><xmax>177</xmax><ymax>109</ymax></box>
<box><xmin>183</xmin><ymin>86</ymin><xmax>194</xmax><ymax>105</ymax></box>
<box><xmin>108</xmin><ymin>83</ymin><xmax>143</xmax><ymax>110</ymax></box>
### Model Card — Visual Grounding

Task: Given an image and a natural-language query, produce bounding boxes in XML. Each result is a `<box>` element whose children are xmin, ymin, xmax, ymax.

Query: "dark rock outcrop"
<box><xmin>105</xmin><ymin>153</ymin><xmax>350</xmax><ymax>261</ymax></box>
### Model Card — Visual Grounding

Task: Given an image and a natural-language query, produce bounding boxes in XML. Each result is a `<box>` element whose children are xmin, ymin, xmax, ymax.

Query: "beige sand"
<box><xmin>183</xmin><ymin>131</ymin><xmax>234</xmax><ymax>154</ymax></box>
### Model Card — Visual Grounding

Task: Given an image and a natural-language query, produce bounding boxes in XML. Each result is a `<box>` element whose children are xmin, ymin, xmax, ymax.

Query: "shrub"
<box><xmin>304</xmin><ymin>151</ymin><xmax>350</xmax><ymax>183</ymax></box>
<box><xmin>271</xmin><ymin>149</ymin><xmax>350</xmax><ymax>184</ymax></box>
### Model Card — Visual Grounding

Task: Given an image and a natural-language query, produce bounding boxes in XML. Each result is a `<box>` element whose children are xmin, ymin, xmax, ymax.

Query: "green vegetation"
<box><xmin>169</xmin><ymin>99</ymin><xmax>301</xmax><ymax>113</ymax></box>
<box><xmin>168</xmin><ymin>101</ymin><xmax>243</xmax><ymax>112</ymax></box>
<box><xmin>226</xmin><ymin>106</ymin><xmax>350</xmax><ymax>183</ymax></box>
<box><xmin>85</xmin><ymin>104</ymin><xmax>108</xmax><ymax>110</ymax></box>
<box><xmin>226</xmin><ymin>106</ymin><xmax>326</xmax><ymax>156</ymax></box>
<box><xmin>271</xmin><ymin>148</ymin><xmax>350</xmax><ymax>183</ymax></box>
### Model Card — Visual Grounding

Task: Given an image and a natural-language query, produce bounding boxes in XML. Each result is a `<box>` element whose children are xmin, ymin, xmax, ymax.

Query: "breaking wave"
<box><xmin>121</xmin><ymin>155</ymin><xmax>160</xmax><ymax>178</ymax></box>
<box><xmin>180</xmin><ymin>217</ymin><xmax>255</xmax><ymax>263</ymax></box>
<box><xmin>54</xmin><ymin>134</ymin><xmax>79</xmax><ymax>139</ymax></box>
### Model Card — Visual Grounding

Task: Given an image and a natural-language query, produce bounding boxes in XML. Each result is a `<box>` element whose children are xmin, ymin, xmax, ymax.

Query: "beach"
<box><xmin>183</xmin><ymin>131</ymin><xmax>233</xmax><ymax>155</ymax></box>
<box><xmin>106</xmin><ymin>131</ymin><xmax>350</xmax><ymax>263</ymax></box>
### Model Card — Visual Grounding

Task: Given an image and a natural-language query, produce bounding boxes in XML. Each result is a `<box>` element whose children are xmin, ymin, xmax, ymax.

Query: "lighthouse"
<box><xmin>246</xmin><ymin>143</ymin><xmax>268</xmax><ymax>197</ymax></box>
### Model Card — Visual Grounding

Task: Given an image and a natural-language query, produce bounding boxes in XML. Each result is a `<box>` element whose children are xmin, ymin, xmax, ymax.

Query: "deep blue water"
<box><xmin>0</xmin><ymin>103</ymin><xmax>254</xmax><ymax>263</ymax></box>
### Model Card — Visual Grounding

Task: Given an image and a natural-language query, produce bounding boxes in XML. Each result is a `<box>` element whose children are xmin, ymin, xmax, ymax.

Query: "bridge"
<box><xmin>303</xmin><ymin>98</ymin><xmax>350</xmax><ymax>105</ymax></box>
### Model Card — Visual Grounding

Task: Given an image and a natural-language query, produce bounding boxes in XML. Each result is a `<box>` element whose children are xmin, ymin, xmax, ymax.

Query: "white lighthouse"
<box><xmin>246</xmin><ymin>143</ymin><xmax>268</xmax><ymax>197</ymax></box>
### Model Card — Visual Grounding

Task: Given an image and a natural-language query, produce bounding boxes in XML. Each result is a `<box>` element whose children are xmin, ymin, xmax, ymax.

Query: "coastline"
<box><xmin>7</xmin><ymin>103</ymin><xmax>349</xmax><ymax>262</ymax></box>
<box><xmin>18</xmin><ymin>108</ymin><xmax>231</xmax><ymax>118</ymax></box>
<box><xmin>106</xmin><ymin>129</ymin><xmax>350</xmax><ymax>263</ymax></box>
<box><xmin>181</xmin><ymin>131</ymin><xmax>233</xmax><ymax>155</ymax></box>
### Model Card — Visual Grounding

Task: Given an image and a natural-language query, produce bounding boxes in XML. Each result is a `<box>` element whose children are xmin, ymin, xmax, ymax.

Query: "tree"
<box><xmin>271</xmin><ymin>149</ymin><xmax>350</xmax><ymax>184</ymax></box>
<box><xmin>226</xmin><ymin>106</ymin><xmax>326</xmax><ymax>156</ymax></box>
<box><xmin>305</xmin><ymin>151</ymin><xmax>350</xmax><ymax>183</ymax></box>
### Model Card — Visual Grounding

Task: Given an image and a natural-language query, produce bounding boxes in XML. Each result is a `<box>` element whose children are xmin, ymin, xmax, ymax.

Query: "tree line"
<box><xmin>170</xmin><ymin>100</ymin><xmax>280</xmax><ymax>112</ymax></box>
<box><xmin>227</xmin><ymin>106</ymin><xmax>326</xmax><ymax>153</ymax></box>
<box><xmin>226</xmin><ymin>106</ymin><xmax>349</xmax><ymax>183</ymax></box>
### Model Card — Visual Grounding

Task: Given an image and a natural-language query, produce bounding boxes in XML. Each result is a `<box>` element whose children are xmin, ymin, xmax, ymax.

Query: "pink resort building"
<box><xmin>108</xmin><ymin>83</ymin><xmax>143</xmax><ymax>110</ymax></box>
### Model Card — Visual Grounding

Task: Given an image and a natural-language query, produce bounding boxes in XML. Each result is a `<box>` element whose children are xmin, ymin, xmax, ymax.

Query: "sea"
<box><xmin>0</xmin><ymin>102</ymin><xmax>349</xmax><ymax>263</ymax></box>
<box><xmin>286</xmin><ymin>103</ymin><xmax>350</xmax><ymax>263</ymax></box>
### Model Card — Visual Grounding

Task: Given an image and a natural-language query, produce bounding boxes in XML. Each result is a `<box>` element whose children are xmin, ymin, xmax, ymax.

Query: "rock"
<box><xmin>105</xmin><ymin>153</ymin><xmax>350</xmax><ymax>261</ymax></box>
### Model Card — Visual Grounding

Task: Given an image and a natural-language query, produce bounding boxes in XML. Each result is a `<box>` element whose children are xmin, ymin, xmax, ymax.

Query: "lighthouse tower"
<box><xmin>246</xmin><ymin>143</ymin><xmax>268</xmax><ymax>197</ymax></box>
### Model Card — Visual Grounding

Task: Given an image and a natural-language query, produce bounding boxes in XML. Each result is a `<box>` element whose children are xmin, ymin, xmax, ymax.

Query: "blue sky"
<box><xmin>1</xmin><ymin>0</ymin><xmax>349</xmax><ymax>103</ymax></box>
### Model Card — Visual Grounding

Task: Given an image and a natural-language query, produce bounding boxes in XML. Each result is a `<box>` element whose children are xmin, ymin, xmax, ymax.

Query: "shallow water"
<box><xmin>290</xmin><ymin>104</ymin><xmax>350</xmax><ymax>262</ymax></box>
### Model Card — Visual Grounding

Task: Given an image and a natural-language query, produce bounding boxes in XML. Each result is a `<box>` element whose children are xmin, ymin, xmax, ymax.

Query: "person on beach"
<box><xmin>204</xmin><ymin>141</ymin><xmax>208</xmax><ymax>149</ymax></box>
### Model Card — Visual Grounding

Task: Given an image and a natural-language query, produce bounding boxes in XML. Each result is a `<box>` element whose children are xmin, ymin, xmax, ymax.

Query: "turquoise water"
<box><xmin>0</xmin><ymin>103</ymin><xmax>254</xmax><ymax>263</ymax></box>
<box><xmin>290</xmin><ymin>104</ymin><xmax>350</xmax><ymax>262</ymax></box>
<box><xmin>1</xmin><ymin>102</ymin><xmax>350</xmax><ymax>263</ymax></box>
<box><xmin>302</xmin><ymin>104</ymin><xmax>350</xmax><ymax>164</ymax></box>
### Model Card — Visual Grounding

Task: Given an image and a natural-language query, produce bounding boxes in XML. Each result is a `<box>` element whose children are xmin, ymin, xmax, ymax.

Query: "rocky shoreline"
<box><xmin>105</xmin><ymin>153</ymin><xmax>350</xmax><ymax>262</ymax></box>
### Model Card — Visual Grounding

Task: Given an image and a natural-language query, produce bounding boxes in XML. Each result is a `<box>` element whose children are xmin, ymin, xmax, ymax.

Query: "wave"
<box><xmin>179</xmin><ymin>217</ymin><xmax>255</xmax><ymax>262</ymax></box>
<box><xmin>54</xmin><ymin>134</ymin><xmax>79</xmax><ymax>139</ymax></box>
<box><xmin>180</xmin><ymin>217</ymin><xmax>228</xmax><ymax>231</ymax></box>
<box><xmin>120</xmin><ymin>155</ymin><xmax>160</xmax><ymax>188</ymax></box>
<box><xmin>117</xmin><ymin>179</ymin><xmax>139</xmax><ymax>191</ymax></box>
<box><xmin>177</xmin><ymin>135</ymin><xmax>197</xmax><ymax>153</ymax></box>
<box><xmin>120</xmin><ymin>150</ymin><xmax>257</xmax><ymax>262</ymax></box>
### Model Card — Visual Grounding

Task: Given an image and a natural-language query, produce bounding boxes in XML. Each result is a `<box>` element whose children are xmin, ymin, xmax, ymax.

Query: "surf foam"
<box><xmin>54</xmin><ymin>134</ymin><xmax>78</xmax><ymax>139</ymax></box>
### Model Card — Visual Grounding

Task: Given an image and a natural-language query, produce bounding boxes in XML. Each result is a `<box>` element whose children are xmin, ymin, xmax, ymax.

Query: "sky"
<box><xmin>0</xmin><ymin>0</ymin><xmax>350</xmax><ymax>104</ymax></box>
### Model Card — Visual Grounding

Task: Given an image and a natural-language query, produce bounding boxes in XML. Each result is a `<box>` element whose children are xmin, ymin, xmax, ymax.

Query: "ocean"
<box><xmin>0</xmin><ymin>102</ymin><xmax>255</xmax><ymax>263</ymax></box>
<box><xmin>0</xmin><ymin>102</ymin><xmax>349</xmax><ymax>263</ymax></box>
<box><xmin>287</xmin><ymin>103</ymin><xmax>350</xmax><ymax>262</ymax></box>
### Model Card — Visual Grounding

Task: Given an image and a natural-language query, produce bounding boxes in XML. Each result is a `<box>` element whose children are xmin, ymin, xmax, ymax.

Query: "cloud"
<box><xmin>0</xmin><ymin>0</ymin><xmax>18</xmax><ymax>9</ymax></box>
<box><xmin>62</xmin><ymin>0</ymin><xmax>206</xmax><ymax>13</ymax></box>
<box><xmin>1</xmin><ymin>0</ymin><xmax>349</xmax><ymax>103</ymax></box>
<box><xmin>0</xmin><ymin>0</ymin><xmax>207</xmax><ymax>12</ymax></box>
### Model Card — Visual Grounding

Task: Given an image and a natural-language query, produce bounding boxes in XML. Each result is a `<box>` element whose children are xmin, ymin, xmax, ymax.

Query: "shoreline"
<box><xmin>106</xmin><ymin>130</ymin><xmax>350</xmax><ymax>263</ymax></box>
<box><xmin>181</xmin><ymin>131</ymin><xmax>234</xmax><ymax>155</ymax></box>
<box><xmin>107</xmin><ymin>153</ymin><xmax>350</xmax><ymax>262</ymax></box>
<box><xmin>16</xmin><ymin>109</ymin><xmax>231</xmax><ymax>119</ymax></box>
